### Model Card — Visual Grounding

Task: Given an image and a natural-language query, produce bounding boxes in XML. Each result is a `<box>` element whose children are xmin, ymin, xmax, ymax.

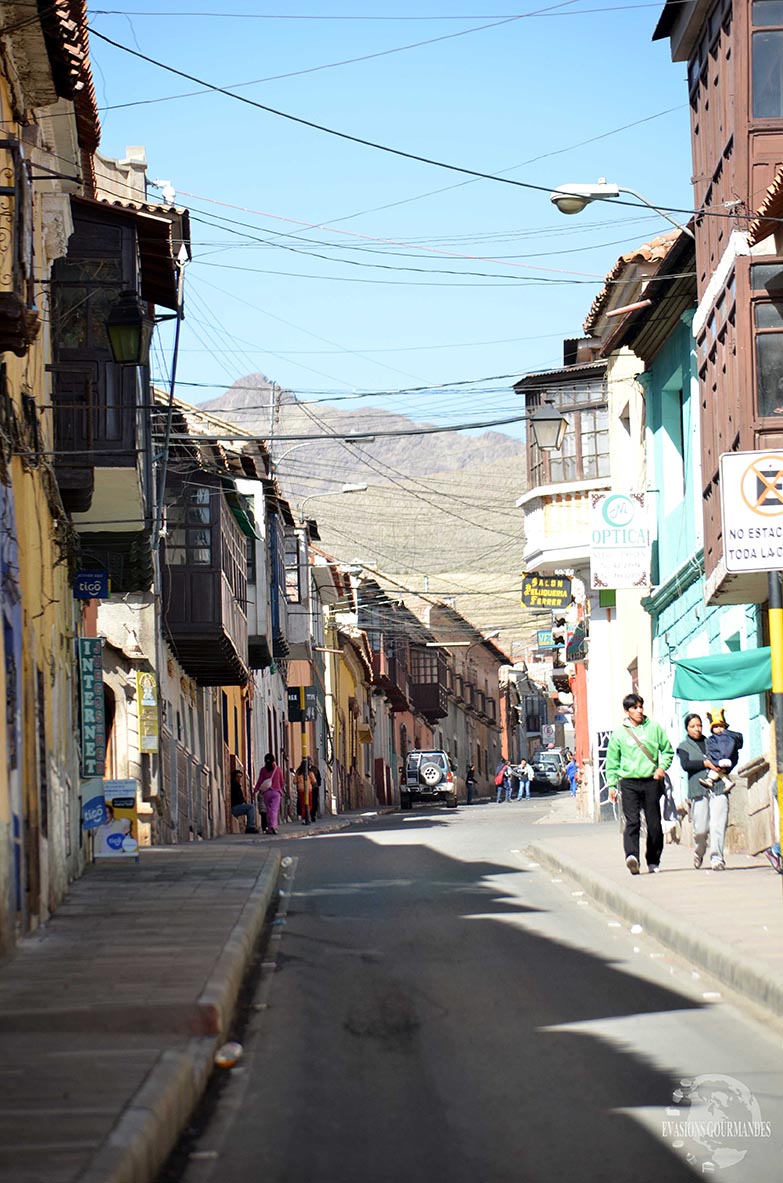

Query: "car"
<box><xmin>400</xmin><ymin>750</ymin><xmax>464</xmax><ymax>810</ymax></box>
<box><xmin>529</xmin><ymin>748</ymin><xmax>570</xmax><ymax>792</ymax></box>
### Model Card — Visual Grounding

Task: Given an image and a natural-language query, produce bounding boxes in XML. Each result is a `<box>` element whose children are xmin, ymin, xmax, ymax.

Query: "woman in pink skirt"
<box><xmin>255</xmin><ymin>753</ymin><xmax>284</xmax><ymax>834</ymax></box>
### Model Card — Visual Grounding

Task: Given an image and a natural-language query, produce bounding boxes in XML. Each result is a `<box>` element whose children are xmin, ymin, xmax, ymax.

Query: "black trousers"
<box><xmin>620</xmin><ymin>777</ymin><xmax>664</xmax><ymax>867</ymax></box>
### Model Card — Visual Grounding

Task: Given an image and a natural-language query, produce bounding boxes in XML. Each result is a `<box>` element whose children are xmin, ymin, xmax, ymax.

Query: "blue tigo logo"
<box><xmin>82</xmin><ymin>795</ymin><xmax>106</xmax><ymax>830</ymax></box>
<box><xmin>106</xmin><ymin>833</ymin><xmax>125</xmax><ymax>851</ymax></box>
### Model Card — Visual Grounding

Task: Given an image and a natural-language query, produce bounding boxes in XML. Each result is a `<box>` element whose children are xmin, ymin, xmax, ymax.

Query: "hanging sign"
<box><xmin>78</xmin><ymin>638</ymin><xmax>106</xmax><ymax>777</ymax></box>
<box><xmin>73</xmin><ymin>570</ymin><xmax>109</xmax><ymax>600</ymax></box>
<box><xmin>136</xmin><ymin>671</ymin><xmax>159</xmax><ymax>753</ymax></box>
<box><xmin>590</xmin><ymin>492</ymin><xmax>650</xmax><ymax>589</ymax></box>
<box><xmin>520</xmin><ymin>574</ymin><xmax>572</xmax><ymax>609</ymax></box>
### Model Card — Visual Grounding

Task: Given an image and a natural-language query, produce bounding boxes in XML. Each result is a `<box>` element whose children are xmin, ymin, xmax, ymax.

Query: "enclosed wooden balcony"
<box><xmin>162</xmin><ymin>477</ymin><xmax>249</xmax><ymax>685</ymax></box>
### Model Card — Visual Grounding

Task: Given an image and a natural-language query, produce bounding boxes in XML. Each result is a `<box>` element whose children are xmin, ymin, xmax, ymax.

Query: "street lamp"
<box><xmin>298</xmin><ymin>483</ymin><xmax>368</xmax><ymax>520</ymax></box>
<box><xmin>273</xmin><ymin>438</ymin><xmax>376</xmax><ymax>473</ymax></box>
<box><xmin>105</xmin><ymin>290</ymin><xmax>154</xmax><ymax>365</ymax></box>
<box><xmin>549</xmin><ymin>179</ymin><xmax>694</xmax><ymax>238</ymax></box>
<box><xmin>528</xmin><ymin>403</ymin><xmax>568</xmax><ymax>451</ymax></box>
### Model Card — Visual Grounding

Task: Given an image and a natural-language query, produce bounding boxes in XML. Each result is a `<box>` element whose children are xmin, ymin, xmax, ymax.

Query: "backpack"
<box><xmin>495</xmin><ymin>766</ymin><xmax>506</xmax><ymax>786</ymax></box>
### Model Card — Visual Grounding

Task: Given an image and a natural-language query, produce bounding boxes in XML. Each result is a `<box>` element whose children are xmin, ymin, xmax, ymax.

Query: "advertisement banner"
<box><xmin>136</xmin><ymin>671</ymin><xmax>159</xmax><ymax>753</ymax></box>
<box><xmin>78</xmin><ymin>638</ymin><xmax>106</xmax><ymax>777</ymax></box>
<box><xmin>590</xmin><ymin>492</ymin><xmax>651</xmax><ymax>589</ymax></box>
<box><xmin>93</xmin><ymin>779</ymin><xmax>139</xmax><ymax>860</ymax></box>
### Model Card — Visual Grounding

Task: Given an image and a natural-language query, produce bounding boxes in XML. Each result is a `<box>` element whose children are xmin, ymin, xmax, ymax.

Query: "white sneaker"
<box><xmin>647</xmin><ymin>864</ymin><xmax>660</xmax><ymax>873</ymax></box>
<box><xmin>625</xmin><ymin>854</ymin><xmax>640</xmax><ymax>875</ymax></box>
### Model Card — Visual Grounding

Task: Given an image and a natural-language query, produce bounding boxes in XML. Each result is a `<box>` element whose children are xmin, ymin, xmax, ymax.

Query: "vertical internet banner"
<box><xmin>78</xmin><ymin>638</ymin><xmax>106</xmax><ymax>777</ymax></box>
<box><xmin>136</xmin><ymin>671</ymin><xmax>160</xmax><ymax>753</ymax></box>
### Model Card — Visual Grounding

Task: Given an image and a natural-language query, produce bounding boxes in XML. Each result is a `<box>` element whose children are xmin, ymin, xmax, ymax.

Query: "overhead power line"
<box><xmin>88</xmin><ymin>25</ymin><xmax>702</xmax><ymax>223</ymax></box>
<box><xmin>167</xmin><ymin>411</ymin><xmax>528</xmax><ymax>443</ymax></box>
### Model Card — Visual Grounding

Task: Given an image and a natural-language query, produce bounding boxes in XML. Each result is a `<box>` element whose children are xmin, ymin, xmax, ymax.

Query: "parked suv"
<box><xmin>530</xmin><ymin>747</ymin><xmax>570</xmax><ymax>792</ymax></box>
<box><xmin>400</xmin><ymin>750</ymin><xmax>463</xmax><ymax>810</ymax></box>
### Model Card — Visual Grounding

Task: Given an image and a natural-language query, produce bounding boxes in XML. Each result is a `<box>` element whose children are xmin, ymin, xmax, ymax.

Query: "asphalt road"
<box><xmin>173</xmin><ymin>802</ymin><xmax>783</xmax><ymax>1183</ymax></box>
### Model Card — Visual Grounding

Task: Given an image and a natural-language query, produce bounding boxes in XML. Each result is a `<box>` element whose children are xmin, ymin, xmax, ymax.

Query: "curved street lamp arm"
<box><xmin>617</xmin><ymin>186</ymin><xmax>694</xmax><ymax>239</ymax></box>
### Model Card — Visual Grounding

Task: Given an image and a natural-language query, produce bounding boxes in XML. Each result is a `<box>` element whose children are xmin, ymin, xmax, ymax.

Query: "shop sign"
<box><xmin>73</xmin><ymin>570</ymin><xmax>109</xmax><ymax>600</ymax></box>
<box><xmin>136</xmin><ymin>671</ymin><xmax>159</xmax><ymax>753</ymax></box>
<box><xmin>78</xmin><ymin>638</ymin><xmax>106</xmax><ymax>777</ymax></box>
<box><xmin>590</xmin><ymin>492</ymin><xmax>650</xmax><ymax>589</ymax></box>
<box><xmin>520</xmin><ymin>574</ymin><xmax>572</xmax><ymax>609</ymax></box>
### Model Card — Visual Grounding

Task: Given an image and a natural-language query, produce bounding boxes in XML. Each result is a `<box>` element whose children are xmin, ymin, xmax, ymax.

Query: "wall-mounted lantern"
<box><xmin>105</xmin><ymin>290</ymin><xmax>153</xmax><ymax>366</ymax></box>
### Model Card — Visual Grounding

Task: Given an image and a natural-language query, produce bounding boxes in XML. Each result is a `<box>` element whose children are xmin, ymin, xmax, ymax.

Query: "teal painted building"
<box><xmin>614</xmin><ymin>235</ymin><xmax>767</xmax><ymax>789</ymax></box>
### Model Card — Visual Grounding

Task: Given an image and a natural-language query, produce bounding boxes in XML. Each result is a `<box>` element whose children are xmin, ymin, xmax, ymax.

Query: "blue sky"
<box><xmin>88</xmin><ymin>1</ymin><xmax>693</xmax><ymax>432</ymax></box>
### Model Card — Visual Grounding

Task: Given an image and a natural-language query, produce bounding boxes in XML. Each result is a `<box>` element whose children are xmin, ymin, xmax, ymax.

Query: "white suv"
<box><xmin>400</xmin><ymin>750</ymin><xmax>463</xmax><ymax>810</ymax></box>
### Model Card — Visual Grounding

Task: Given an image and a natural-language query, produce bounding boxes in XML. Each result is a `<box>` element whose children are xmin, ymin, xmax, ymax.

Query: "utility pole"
<box><xmin>768</xmin><ymin>571</ymin><xmax>783</xmax><ymax>869</ymax></box>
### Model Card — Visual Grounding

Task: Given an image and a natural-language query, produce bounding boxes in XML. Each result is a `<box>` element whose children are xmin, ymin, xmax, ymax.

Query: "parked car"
<box><xmin>400</xmin><ymin>750</ymin><xmax>464</xmax><ymax>810</ymax></box>
<box><xmin>530</xmin><ymin>747</ymin><xmax>570</xmax><ymax>792</ymax></box>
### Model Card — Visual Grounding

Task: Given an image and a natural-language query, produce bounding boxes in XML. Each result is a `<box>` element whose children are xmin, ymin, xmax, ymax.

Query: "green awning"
<box><xmin>673</xmin><ymin>647</ymin><xmax>771</xmax><ymax>701</ymax></box>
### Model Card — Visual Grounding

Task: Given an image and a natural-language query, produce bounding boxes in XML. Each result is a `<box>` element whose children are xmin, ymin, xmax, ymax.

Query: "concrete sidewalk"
<box><xmin>0</xmin><ymin>804</ymin><xmax>386</xmax><ymax>1183</ymax></box>
<box><xmin>529</xmin><ymin>796</ymin><xmax>783</xmax><ymax>1019</ymax></box>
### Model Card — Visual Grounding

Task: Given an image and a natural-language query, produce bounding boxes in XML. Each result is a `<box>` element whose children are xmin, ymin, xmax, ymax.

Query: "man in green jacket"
<box><xmin>606</xmin><ymin>693</ymin><xmax>674</xmax><ymax>875</ymax></box>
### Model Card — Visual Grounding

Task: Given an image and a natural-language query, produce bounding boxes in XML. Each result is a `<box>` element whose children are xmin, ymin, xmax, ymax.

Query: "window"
<box><xmin>526</xmin><ymin>375</ymin><xmax>609</xmax><ymax>488</ymax></box>
<box><xmin>410</xmin><ymin>648</ymin><xmax>440</xmax><ymax>684</ymax></box>
<box><xmin>753</xmin><ymin>1</ymin><xmax>783</xmax><ymax>117</ymax></box>
<box><xmin>165</xmin><ymin>486</ymin><xmax>212</xmax><ymax>566</ymax></box>
<box><xmin>751</xmin><ymin>264</ymin><xmax>783</xmax><ymax>418</ymax></box>
<box><xmin>284</xmin><ymin>534</ymin><xmax>302</xmax><ymax>603</ymax></box>
<box><xmin>755</xmin><ymin>303</ymin><xmax>783</xmax><ymax>416</ymax></box>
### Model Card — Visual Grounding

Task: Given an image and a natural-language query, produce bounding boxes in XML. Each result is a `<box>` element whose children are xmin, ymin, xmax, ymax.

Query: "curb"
<box><xmin>76</xmin><ymin>851</ymin><xmax>281</xmax><ymax>1183</ymax></box>
<box><xmin>527</xmin><ymin>839</ymin><xmax>783</xmax><ymax>1020</ymax></box>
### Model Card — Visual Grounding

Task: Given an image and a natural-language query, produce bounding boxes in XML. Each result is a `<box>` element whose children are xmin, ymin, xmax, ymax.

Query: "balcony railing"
<box><xmin>519</xmin><ymin>479</ymin><xmax>610</xmax><ymax>570</ymax></box>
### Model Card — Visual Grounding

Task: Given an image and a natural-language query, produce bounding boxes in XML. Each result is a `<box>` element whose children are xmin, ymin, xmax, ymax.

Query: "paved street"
<box><xmin>173</xmin><ymin>802</ymin><xmax>783</xmax><ymax>1183</ymax></box>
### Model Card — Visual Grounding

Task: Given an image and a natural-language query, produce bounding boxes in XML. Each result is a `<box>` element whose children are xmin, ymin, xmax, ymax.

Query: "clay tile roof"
<box><xmin>583</xmin><ymin>231</ymin><xmax>679</xmax><ymax>334</ymax></box>
<box><xmin>749</xmin><ymin>165</ymin><xmax>783</xmax><ymax>246</ymax></box>
<box><xmin>38</xmin><ymin>0</ymin><xmax>100</xmax><ymax>183</ymax></box>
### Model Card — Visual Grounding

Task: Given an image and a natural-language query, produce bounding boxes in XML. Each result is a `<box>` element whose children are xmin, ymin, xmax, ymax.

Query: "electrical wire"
<box><xmin>87</xmin><ymin>25</ymin><xmax>709</xmax><ymax>225</ymax></box>
<box><xmin>92</xmin><ymin>2</ymin><xmax>583</xmax><ymax>112</ymax></box>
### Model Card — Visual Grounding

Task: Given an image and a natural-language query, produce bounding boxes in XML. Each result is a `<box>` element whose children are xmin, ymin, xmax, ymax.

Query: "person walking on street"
<box><xmin>310</xmin><ymin>758</ymin><xmax>322</xmax><ymax>820</ymax></box>
<box><xmin>230</xmin><ymin>769</ymin><xmax>259</xmax><ymax>834</ymax></box>
<box><xmin>255</xmin><ymin>753</ymin><xmax>284</xmax><ymax>834</ymax></box>
<box><xmin>566</xmin><ymin>756</ymin><xmax>578</xmax><ymax>796</ymax></box>
<box><xmin>496</xmin><ymin>757</ymin><xmax>515</xmax><ymax>804</ymax></box>
<box><xmin>466</xmin><ymin>762</ymin><xmax>477</xmax><ymax>805</ymax></box>
<box><xmin>515</xmin><ymin>759</ymin><xmax>531</xmax><ymax>800</ymax></box>
<box><xmin>606</xmin><ymin>693</ymin><xmax>674</xmax><ymax>875</ymax></box>
<box><xmin>677</xmin><ymin>713</ymin><xmax>731</xmax><ymax>871</ymax></box>
<box><xmin>296</xmin><ymin>759</ymin><xmax>316</xmax><ymax>824</ymax></box>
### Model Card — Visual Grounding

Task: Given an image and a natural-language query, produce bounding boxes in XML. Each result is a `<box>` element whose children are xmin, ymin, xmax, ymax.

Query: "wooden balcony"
<box><xmin>372</xmin><ymin>648</ymin><xmax>409</xmax><ymax>712</ymax></box>
<box><xmin>162</xmin><ymin>481</ymin><xmax>250</xmax><ymax>685</ymax></box>
<box><xmin>409</xmin><ymin>680</ymin><xmax>449</xmax><ymax>721</ymax></box>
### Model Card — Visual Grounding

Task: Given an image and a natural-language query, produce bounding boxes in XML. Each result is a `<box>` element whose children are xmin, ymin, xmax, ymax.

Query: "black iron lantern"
<box><xmin>105</xmin><ymin>290</ymin><xmax>153</xmax><ymax>366</ymax></box>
